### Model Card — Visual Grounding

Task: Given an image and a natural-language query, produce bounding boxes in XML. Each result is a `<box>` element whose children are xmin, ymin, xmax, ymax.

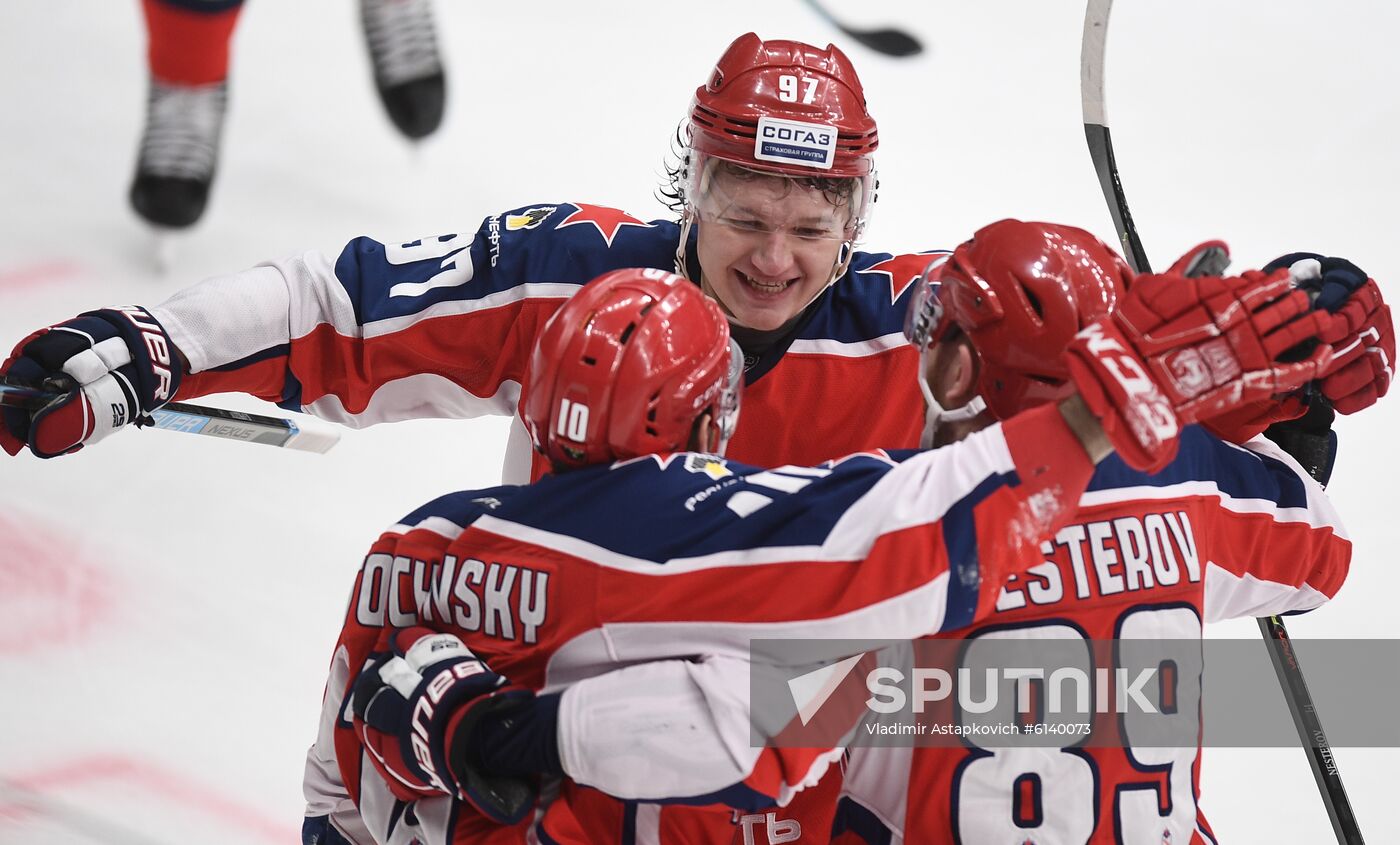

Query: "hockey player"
<box><xmin>830</xmin><ymin>231</ymin><xmax>1367</xmax><ymax>844</ymax></box>
<box><xmin>2</xmin><ymin>24</ymin><xmax>1387</xmax><ymax>843</ymax></box>
<box><xmin>304</xmin><ymin>225</ymin><xmax>1349</xmax><ymax>845</ymax></box>
<box><xmin>9</xmin><ymin>29</ymin><xmax>1388</xmax><ymax>466</ymax></box>
<box><xmin>5</xmin><ymin>31</ymin><xmax>1388</xmax><ymax>466</ymax></box>
<box><xmin>6</xmin><ymin>32</ymin><xmax>916</xmax><ymax>472</ymax></box>
<box><xmin>444</xmin><ymin>226</ymin><xmax>1367</xmax><ymax>844</ymax></box>
<box><xmin>131</xmin><ymin>0</ymin><xmax>445</xmax><ymax>228</ymax></box>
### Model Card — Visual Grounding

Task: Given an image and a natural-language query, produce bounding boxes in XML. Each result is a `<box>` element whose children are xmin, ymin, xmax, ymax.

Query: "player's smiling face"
<box><xmin>694</xmin><ymin>164</ymin><xmax>850</xmax><ymax>332</ymax></box>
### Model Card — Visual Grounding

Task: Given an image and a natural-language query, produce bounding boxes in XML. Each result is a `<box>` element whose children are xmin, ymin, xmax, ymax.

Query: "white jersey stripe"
<box><xmin>472</xmin><ymin>428</ymin><xmax>1015</xmax><ymax>575</ymax></box>
<box><xmin>1078</xmin><ymin>479</ymin><xmax>1347</xmax><ymax>538</ymax></box>
<box><xmin>1202</xmin><ymin>563</ymin><xmax>1330</xmax><ymax>623</ymax></box>
<box><xmin>302</xmin><ymin>374</ymin><xmax>522</xmax><ymax>427</ymax></box>
<box><xmin>787</xmin><ymin>331</ymin><xmax>906</xmax><ymax>358</ymax></box>
<box><xmin>360</xmin><ymin>283</ymin><xmax>579</xmax><ymax>339</ymax></box>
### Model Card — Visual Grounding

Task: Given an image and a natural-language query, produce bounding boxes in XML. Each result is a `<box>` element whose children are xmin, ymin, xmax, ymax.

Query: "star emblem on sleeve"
<box><xmin>858</xmin><ymin>251</ymin><xmax>950</xmax><ymax>303</ymax></box>
<box><xmin>555</xmin><ymin>203</ymin><xmax>654</xmax><ymax>247</ymax></box>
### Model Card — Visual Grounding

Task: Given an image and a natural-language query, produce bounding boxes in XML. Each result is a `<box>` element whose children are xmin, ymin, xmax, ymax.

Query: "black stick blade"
<box><xmin>802</xmin><ymin>0</ymin><xmax>923</xmax><ymax>58</ymax></box>
<box><xmin>847</xmin><ymin>27</ymin><xmax>923</xmax><ymax>58</ymax></box>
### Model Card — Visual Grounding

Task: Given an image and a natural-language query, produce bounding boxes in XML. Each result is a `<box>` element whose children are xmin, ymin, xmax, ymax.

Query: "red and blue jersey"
<box><xmin>831</xmin><ymin>432</ymin><xmax>1351</xmax><ymax>845</ymax></box>
<box><xmin>306</xmin><ymin>422</ymin><xmax>1350</xmax><ymax>845</ymax></box>
<box><xmin>305</xmin><ymin>404</ymin><xmax>1102</xmax><ymax>844</ymax></box>
<box><xmin>152</xmin><ymin>202</ymin><xmax>942</xmax><ymax>481</ymax></box>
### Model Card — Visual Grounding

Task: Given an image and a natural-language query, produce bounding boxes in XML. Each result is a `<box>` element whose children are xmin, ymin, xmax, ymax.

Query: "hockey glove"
<box><xmin>351</xmin><ymin>627</ymin><xmax>537</xmax><ymax>824</ymax></box>
<box><xmin>1166</xmin><ymin>239</ymin><xmax>1232</xmax><ymax>279</ymax></box>
<box><xmin>1198</xmin><ymin>394</ymin><xmax>1307</xmax><ymax>445</ymax></box>
<box><xmin>1160</xmin><ymin>243</ymin><xmax>1308</xmax><ymax>442</ymax></box>
<box><xmin>1113</xmin><ymin>269</ymin><xmax>1333</xmax><ymax>424</ymax></box>
<box><xmin>1265</xmin><ymin>253</ymin><xmax>1394</xmax><ymax>414</ymax></box>
<box><xmin>0</xmin><ymin>307</ymin><xmax>180</xmax><ymax>458</ymax></box>
<box><xmin>1065</xmin><ymin>320</ymin><xmax>1181</xmax><ymax>472</ymax></box>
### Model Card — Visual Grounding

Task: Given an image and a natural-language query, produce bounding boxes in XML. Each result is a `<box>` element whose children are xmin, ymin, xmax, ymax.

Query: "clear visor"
<box><xmin>713</xmin><ymin>336</ymin><xmax>745</xmax><ymax>454</ymax></box>
<box><xmin>903</xmin><ymin>254</ymin><xmax>952</xmax><ymax>350</ymax></box>
<box><xmin>687</xmin><ymin>154</ymin><xmax>871</xmax><ymax>243</ymax></box>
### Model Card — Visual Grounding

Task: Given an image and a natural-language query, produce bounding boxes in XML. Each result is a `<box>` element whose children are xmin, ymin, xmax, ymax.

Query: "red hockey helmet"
<box><xmin>682</xmin><ymin>33</ymin><xmax>879</xmax><ymax>241</ymax></box>
<box><xmin>905</xmin><ymin>219</ymin><xmax>1133</xmax><ymax>420</ymax></box>
<box><xmin>524</xmin><ymin>267</ymin><xmax>744</xmax><ymax>470</ymax></box>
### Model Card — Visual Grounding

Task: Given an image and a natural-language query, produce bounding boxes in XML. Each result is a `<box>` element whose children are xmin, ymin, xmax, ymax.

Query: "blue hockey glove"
<box><xmin>1265</xmin><ymin>253</ymin><xmax>1393</xmax><ymax>414</ymax></box>
<box><xmin>0</xmin><ymin>306</ymin><xmax>181</xmax><ymax>458</ymax></box>
<box><xmin>351</xmin><ymin>627</ymin><xmax>537</xmax><ymax>824</ymax></box>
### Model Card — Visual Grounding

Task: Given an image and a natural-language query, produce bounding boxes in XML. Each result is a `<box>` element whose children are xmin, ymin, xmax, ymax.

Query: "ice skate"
<box><xmin>360</xmin><ymin>0</ymin><xmax>446</xmax><ymax>140</ymax></box>
<box><xmin>128</xmin><ymin>80</ymin><xmax>228</xmax><ymax>230</ymax></box>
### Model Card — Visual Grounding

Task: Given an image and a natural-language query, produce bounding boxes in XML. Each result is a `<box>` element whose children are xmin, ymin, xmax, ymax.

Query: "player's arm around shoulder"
<box><xmin>805</xmin><ymin>404</ymin><xmax>1100</xmax><ymax>637</ymax></box>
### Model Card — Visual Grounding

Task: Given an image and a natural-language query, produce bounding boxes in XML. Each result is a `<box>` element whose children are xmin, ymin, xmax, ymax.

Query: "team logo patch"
<box><xmin>505</xmin><ymin>206</ymin><xmax>557</xmax><ymax>231</ymax></box>
<box><xmin>685</xmin><ymin>454</ymin><xmax>732</xmax><ymax>480</ymax></box>
<box><xmin>555</xmin><ymin>203</ymin><xmax>653</xmax><ymax>247</ymax></box>
<box><xmin>860</xmin><ymin>251</ymin><xmax>948</xmax><ymax>304</ymax></box>
<box><xmin>754</xmin><ymin>116</ymin><xmax>837</xmax><ymax>170</ymax></box>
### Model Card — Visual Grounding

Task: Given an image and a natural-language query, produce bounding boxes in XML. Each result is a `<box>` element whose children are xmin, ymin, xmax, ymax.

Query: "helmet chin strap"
<box><xmin>916</xmin><ymin>344</ymin><xmax>986</xmax><ymax>449</ymax></box>
<box><xmin>675</xmin><ymin>211</ymin><xmax>697</xmax><ymax>281</ymax></box>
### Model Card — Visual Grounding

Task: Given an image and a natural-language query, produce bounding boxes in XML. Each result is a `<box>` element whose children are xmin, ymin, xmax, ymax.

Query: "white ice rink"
<box><xmin>1</xmin><ymin>1</ymin><xmax>1396</xmax><ymax>842</ymax></box>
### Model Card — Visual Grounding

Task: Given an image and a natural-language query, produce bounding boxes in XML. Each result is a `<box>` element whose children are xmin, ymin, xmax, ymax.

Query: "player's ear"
<box><xmin>688</xmin><ymin>412</ymin><xmax>717</xmax><ymax>453</ymax></box>
<box><xmin>933</xmin><ymin>335</ymin><xmax>980</xmax><ymax>410</ymax></box>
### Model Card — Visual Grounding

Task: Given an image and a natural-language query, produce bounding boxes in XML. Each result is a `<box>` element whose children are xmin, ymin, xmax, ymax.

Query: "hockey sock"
<box><xmin>142</xmin><ymin>0</ymin><xmax>244</xmax><ymax>86</ymax></box>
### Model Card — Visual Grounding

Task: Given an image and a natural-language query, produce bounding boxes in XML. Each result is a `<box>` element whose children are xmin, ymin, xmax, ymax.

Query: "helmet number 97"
<box><xmin>778</xmin><ymin>74</ymin><xmax>818</xmax><ymax>105</ymax></box>
<box><xmin>556</xmin><ymin>399</ymin><xmax>590</xmax><ymax>442</ymax></box>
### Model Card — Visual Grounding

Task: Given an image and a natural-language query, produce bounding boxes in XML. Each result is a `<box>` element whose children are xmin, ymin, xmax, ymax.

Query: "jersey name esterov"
<box><xmin>998</xmin><ymin>510</ymin><xmax>1201</xmax><ymax>611</ymax></box>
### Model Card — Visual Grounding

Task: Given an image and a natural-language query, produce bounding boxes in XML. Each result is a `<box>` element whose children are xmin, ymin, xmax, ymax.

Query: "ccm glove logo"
<box><xmin>1079</xmin><ymin>323</ymin><xmax>1178</xmax><ymax>443</ymax></box>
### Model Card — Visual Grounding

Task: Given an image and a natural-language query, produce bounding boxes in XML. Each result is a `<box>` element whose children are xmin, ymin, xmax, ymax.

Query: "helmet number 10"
<box><xmin>556</xmin><ymin>399</ymin><xmax>590</xmax><ymax>442</ymax></box>
<box><xmin>778</xmin><ymin>74</ymin><xmax>818</xmax><ymax>105</ymax></box>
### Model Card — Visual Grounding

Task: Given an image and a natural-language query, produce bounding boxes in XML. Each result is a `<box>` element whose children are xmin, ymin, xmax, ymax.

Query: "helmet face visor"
<box><xmin>712</xmin><ymin>336</ymin><xmax>745</xmax><ymax>455</ymax></box>
<box><xmin>687</xmin><ymin>154</ymin><xmax>872</xmax><ymax>243</ymax></box>
<box><xmin>903</xmin><ymin>254</ymin><xmax>952</xmax><ymax>351</ymax></box>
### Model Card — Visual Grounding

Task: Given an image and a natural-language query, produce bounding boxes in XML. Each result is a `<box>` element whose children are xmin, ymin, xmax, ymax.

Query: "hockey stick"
<box><xmin>1079</xmin><ymin>3</ymin><xmax>1364</xmax><ymax>843</ymax></box>
<box><xmin>1080</xmin><ymin>0</ymin><xmax>1150</xmax><ymax>273</ymax></box>
<box><xmin>0</xmin><ymin>375</ymin><xmax>339</xmax><ymax>453</ymax></box>
<box><xmin>800</xmin><ymin>0</ymin><xmax>923</xmax><ymax>58</ymax></box>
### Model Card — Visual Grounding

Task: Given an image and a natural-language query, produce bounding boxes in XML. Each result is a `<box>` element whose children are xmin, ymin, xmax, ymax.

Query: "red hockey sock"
<box><xmin>142</xmin><ymin>0</ymin><xmax>244</xmax><ymax>86</ymax></box>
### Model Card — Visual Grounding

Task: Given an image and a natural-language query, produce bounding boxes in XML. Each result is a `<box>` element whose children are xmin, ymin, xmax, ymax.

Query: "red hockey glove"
<box><xmin>1273</xmin><ymin>255</ymin><xmax>1394</xmax><ymax>414</ymax></box>
<box><xmin>351</xmin><ymin>627</ymin><xmax>537</xmax><ymax>824</ymax></box>
<box><xmin>1199</xmin><ymin>395</ymin><xmax>1307</xmax><ymax>444</ymax></box>
<box><xmin>0</xmin><ymin>307</ymin><xmax>180</xmax><ymax>458</ymax></box>
<box><xmin>1113</xmin><ymin>269</ymin><xmax>1333</xmax><ymax>424</ymax></box>
<box><xmin>1160</xmin><ymin>242</ymin><xmax>1311</xmax><ymax>441</ymax></box>
<box><xmin>1165</xmin><ymin>239</ymin><xmax>1231</xmax><ymax>278</ymax></box>
<box><xmin>1065</xmin><ymin>320</ymin><xmax>1181</xmax><ymax>472</ymax></box>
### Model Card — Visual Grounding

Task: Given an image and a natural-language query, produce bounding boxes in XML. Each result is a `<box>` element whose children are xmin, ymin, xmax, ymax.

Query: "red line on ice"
<box><xmin>0</xmin><ymin>261</ymin><xmax>82</xmax><ymax>291</ymax></box>
<box><xmin>0</xmin><ymin>511</ymin><xmax>111</xmax><ymax>655</ymax></box>
<box><xmin>0</xmin><ymin>753</ymin><xmax>299</xmax><ymax>841</ymax></box>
